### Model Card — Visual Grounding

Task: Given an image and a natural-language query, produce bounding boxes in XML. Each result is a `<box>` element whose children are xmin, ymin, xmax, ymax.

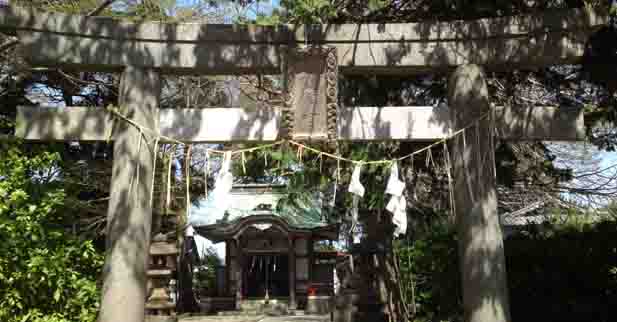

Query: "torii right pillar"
<box><xmin>448</xmin><ymin>64</ymin><xmax>511</xmax><ymax>322</ymax></box>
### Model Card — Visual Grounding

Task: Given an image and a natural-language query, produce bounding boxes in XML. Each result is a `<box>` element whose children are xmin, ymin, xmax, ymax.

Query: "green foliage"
<box><xmin>395</xmin><ymin>225</ymin><xmax>462</xmax><ymax>322</ymax></box>
<box><xmin>279</xmin><ymin>0</ymin><xmax>338</xmax><ymax>24</ymax></box>
<box><xmin>506</xmin><ymin>220</ymin><xmax>617</xmax><ymax>322</ymax></box>
<box><xmin>0</xmin><ymin>142</ymin><xmax>104</xmax><ymax>322</ymax></box>
<box><xmin>192</xmin><ymin>246</ymin><xmax>223</xmax><ymax>297</ymax></box>
<box><xmin>396</xmin><ymin>219</ymin><xmax>617</xmax><ymax>322</ymax></box>
<box><xmin>254</xmin><ymin>11</ymin><xmax>283</xmax><ymax>26</ymax></box>
<box><xmin>126</xmin><ymin>1</ymin><xmax>173</xmax><ymax>21</ymax></box>
<box><xmin>12</xmin><ymin>0</ymin><xmax>109</xmax><ymax>15</ymax></box>
<box><xmin>232</xmin><ymin>142</ymin><xmax>396</xmax><ymax>228</ymax></box>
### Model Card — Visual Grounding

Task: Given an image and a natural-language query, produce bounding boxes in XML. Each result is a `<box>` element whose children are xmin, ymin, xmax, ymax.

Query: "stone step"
<box><xmin>145</xmin><ymin>315</ymin><xmax>176</xmax><ymax>322</ymax></box>
<box><xmin>262</xmin><ymin>307</ymin><xmax>290</xmax><ymax>316</ymax></box>
<box><xmin>215</xmin><ymin>309</ymin><xmax>307</xmax><ymax>317</ymax></box>
<box><xmin>239</xmin><ymin>300</ymin><xmax>290</xmax><ymax>310</ymax></box>
<box><xmin>148</xmin><ymin>268</ymin><xmax>173</xmax><ymax>277</ymax></box>
<box><xmin>239</xmin><ymin>302</ymin><xmax>261</xmax><ymax>310</ymax></box>
<box><xmin>217</xmin><ymin>310</ymin><xmax>263</xmax><ymax>316</ymax></box>
<box><xmin>212</xmin><ymin>299</ymin><xmax>307</xmax><ymax>317</ymax></box>
<box><xmin>146</xmin><ymin>301</ymin><xmax>176</xmax><ymax>310</ymax></box>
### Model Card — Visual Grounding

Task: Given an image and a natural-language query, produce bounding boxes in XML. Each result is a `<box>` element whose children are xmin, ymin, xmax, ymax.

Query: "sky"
<box><xmin>549</xmin><ymin>141</ymin><xmax>617</xmax><ymax>207</ymax></box>
<box><xmin>601</xmin><ymin>151</ymin><xmax>617</xmax><ymax>168</ymax></box>
<box><xmin>174</xmin><ymin>0</ymin><xmax>281</xmax><ymax>21</ymax></box>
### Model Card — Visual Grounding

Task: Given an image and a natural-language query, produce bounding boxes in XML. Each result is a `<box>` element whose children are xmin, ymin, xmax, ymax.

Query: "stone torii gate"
<box><xmin>1</xmin><ymin>5</ymin><xmax>606</xmax><ymax>322</ymax></box>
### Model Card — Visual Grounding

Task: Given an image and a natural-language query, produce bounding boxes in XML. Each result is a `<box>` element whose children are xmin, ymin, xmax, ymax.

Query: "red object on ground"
<box><xmin>307</xmin><ymin>286</ymin><xmax>317</xmax><ymax>296</ymax></box>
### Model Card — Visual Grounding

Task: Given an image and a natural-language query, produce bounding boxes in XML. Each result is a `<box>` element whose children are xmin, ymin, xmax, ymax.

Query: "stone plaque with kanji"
<box><xmin>285</xmin><ymin>47</ymin><xmax>338</xmax><ymax>141</ymax></box>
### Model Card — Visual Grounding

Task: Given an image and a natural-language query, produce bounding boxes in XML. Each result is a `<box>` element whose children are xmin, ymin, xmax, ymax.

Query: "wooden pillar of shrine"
<box><xmin>448</xmin><ymin>64</ymin><xmax>511</xmax><ymax>322</ymax></box>
<box><xmin>288</xmin><ymin>237</ymin><xmax>297</xmax><ymax>310</ymax></box>
<box><xmin>308</xmin><ymin>235</ymin><xmax>314</xmax><ymax>287</ymax></box>
<box><xmin>225</xmin><ymin>242</ymin><xmax>231</xmax><ymax>296</ymax></box>
<box><xmin>234</xmin><ymin>238</ymin><xmax>243</xmax><ymax>311</ymax></box>
<box><xmin>98</xmin><ymin>66</ymin><xmax>161</xmax><ymax>322</ymax></box>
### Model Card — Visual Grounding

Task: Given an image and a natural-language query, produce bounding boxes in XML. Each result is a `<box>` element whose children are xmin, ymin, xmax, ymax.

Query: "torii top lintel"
<box><xmin>0</xmin><ymin>6</ymin><xmax>608</xmax><ymax>75</ymax></box>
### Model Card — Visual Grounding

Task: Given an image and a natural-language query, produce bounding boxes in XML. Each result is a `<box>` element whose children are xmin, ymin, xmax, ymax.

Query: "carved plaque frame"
<box><xmin>283</xmin><ymin>46</ymin><xmax>338</xmax><ymax>141</ymax></box>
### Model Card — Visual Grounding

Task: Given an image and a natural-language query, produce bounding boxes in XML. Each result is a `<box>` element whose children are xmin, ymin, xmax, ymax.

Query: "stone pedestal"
<box><xmin>333</xmin><ymin>242</ymin><xmax>389</xmax><ymax>322</ymax></box>
<box><xmin>333</xmin><ymin>211</ymin><xmax>402</xmax><ymax>322</ymax></box>
<box><xmin>306</xmin><ymin>295</ymin><xmax>332</xmax><ymax>315</ymax></box>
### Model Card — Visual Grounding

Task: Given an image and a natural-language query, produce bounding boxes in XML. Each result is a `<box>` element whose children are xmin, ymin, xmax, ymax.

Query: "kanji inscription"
<box><xmin>285</xmin><ymin>47</ymin><xmax>338</xmax><ymax>141</ymax></box>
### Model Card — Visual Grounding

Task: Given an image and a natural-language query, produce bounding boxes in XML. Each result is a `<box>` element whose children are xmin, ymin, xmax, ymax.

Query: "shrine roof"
<box><xmin>224</xmin><ymin>195</ymin><xmax>329</xmax><ymax>230</ymax></box>
<box><xmin>190</xmin><ymin>184</ymin><xmax>338</xmax><ymax>242</ymax></box>
<box><xmin>194</xmin><ymin>211</ymin><xmax>339</xmax><ymax>243</ymax></box>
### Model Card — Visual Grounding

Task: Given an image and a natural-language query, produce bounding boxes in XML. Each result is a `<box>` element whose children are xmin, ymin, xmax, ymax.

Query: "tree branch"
<box><xmin>0</xmin><ymin>36</ymin><xmax>18</xmax><ymax>53</ymax></box>
<box><xmin>87</xmin><ymin>0</ymin><xmax>116</xmax><ymax>17</ymax></box>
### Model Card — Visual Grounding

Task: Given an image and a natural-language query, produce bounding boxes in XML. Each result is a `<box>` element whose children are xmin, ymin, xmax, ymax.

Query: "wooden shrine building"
<box><xmin>193</xmin><ymin>184</ymin><xmax>340</xmax><ymax>313</ymax></box>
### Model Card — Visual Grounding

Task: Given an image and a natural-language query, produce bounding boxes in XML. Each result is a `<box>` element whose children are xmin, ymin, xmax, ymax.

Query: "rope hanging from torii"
<box><xmin>102</xmin><ymin>45</ymin><xmax>497</xmax><ymax>238</ymax></box>
<box><xmin>104</xmin><ymin>101</ymin><xmax>496</xmax><ymax>237</ymax></box>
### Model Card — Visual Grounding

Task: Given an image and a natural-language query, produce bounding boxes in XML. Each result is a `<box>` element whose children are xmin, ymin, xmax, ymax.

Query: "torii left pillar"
<box><xmin>98</xmin><ymin>66</ymin><xmax>161</xmax><ymax>322</ymax></box>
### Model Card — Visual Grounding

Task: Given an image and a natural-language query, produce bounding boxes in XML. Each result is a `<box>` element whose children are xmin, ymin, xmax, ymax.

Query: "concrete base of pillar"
<box><xmin>305</xmin><ymin>296</ymin><xmax>332</xmax><ymax>315</ymax></box>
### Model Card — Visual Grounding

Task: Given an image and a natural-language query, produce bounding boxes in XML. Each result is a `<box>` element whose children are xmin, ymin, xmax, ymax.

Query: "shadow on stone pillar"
<box><xmin>447</xmin><ymin>64</ymin><xmax>511</xmax><ymax>322</ymax></box>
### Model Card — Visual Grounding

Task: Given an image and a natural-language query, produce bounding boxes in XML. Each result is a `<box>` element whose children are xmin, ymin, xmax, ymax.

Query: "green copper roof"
<box><xmin>190</xmin><ymin>184</ymin><xmax>330</xmax><ymax>230</ymax></box>
<box><xmin>224</xmin><ymin>194</ymin><xmax>327</xmax><ymax>230</ymax></box>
